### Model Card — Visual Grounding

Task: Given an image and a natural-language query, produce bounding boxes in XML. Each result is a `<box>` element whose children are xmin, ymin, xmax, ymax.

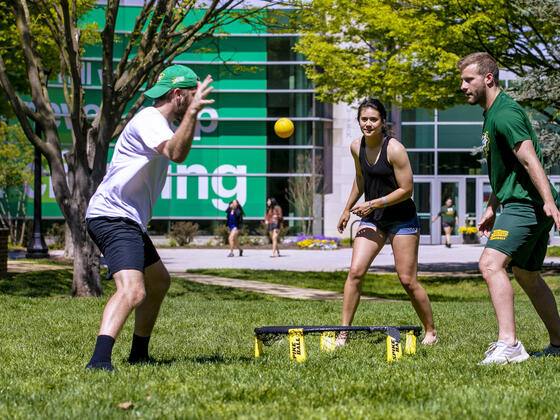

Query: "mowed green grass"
<box><xmin>186</xmin><ymin>268</ymin><xmax>560</xmax><ymax>301</ymax></box>
<box><xmin>1</xmin><ymin>269</ymin><xmax>560</xmax><ymax>419</ymax></box>
<box><xmin>547</xmin><ymin>246</ymin><xmax>560</xmax><ymax>257</ymax></box>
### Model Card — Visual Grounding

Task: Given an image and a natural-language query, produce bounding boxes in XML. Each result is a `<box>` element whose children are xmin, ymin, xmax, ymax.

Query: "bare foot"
<box><xmin>335</xmin><ymin>331</ymin><xmax>348</xmax><ymax>347</ymax></box>
<box><xmin>421</xmin><ymin>331</ymin><xmax>438</xmax><ymax>345</ymax></box>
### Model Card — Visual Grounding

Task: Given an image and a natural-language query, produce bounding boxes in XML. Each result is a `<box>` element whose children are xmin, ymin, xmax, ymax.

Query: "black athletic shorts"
<box><xmin>86</xmin><ymin>217</ymin><xmax>161</xmax><ymax>278</ymax></box>
<box><xmin>268</xmin><ymin>223</ymin><xmax>281</xmax><ymax>232</ymax></box>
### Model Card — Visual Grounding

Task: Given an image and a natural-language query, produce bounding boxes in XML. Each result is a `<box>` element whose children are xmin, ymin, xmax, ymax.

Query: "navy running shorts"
<box><xmin>86</xmin><ymin>217</ymin><xmax>161</xmax><ymax>278</ymax></box>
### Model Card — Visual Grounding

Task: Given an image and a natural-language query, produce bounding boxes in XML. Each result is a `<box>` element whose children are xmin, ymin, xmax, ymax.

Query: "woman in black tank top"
<box><xmin>335</xmin><ymin>98</ymin><xmax>437</xmax><ymax>346</ymax></box>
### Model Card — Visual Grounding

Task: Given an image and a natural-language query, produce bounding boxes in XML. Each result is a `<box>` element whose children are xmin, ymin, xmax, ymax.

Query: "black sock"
<box><xmin>128</xmin><ymin>334</ymin><xmax>151</xmax><ymax>363</ymax></box>
<box><xmin>86</xmin><ymin>335</ymin><xmax>115</xmax><ymax>371</ymax></box>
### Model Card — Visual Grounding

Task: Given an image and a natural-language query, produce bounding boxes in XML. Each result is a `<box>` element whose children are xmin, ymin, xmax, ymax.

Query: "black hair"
<box><xmin>227</xmin><ymin>199</ymin><xmax>244</xmax><ymax>216</ymax></box>
<box><xmin>266</xmin><ymin>197</ymin><xmax>278</xmax><ymax>210</ymax></box>
<box><xmin>357</xmin><ymin>98</ymin><xmax>388</xmax><ymax>134</ymax></box>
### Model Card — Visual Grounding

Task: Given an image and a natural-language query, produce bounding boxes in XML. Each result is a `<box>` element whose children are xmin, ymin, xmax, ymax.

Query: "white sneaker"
<box><xmin>534</xmin><ymin>344</ymin><xmax>560</xmax><ymax>358</ymax></box>
<box><xmin>479</xmin><ymin>340</ymin><xmax>530</xmax><ymax>365</ymax></box>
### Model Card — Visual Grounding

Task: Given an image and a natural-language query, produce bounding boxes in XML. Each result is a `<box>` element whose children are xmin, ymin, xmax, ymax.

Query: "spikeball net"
<box><xmin>253</xmin><ymin>325</ymin><xmax>422</xmax><ymax>362</ymax></box>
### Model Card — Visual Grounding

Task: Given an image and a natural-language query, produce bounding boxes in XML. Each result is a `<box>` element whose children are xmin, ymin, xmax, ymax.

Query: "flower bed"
<box><xmin>458</xmin><ymin>225</ymin><xmax>479</xmax><ymax>244</ymax></box>
<box><xmin>294</xmin><ymin>234</ymin><xmax>341</xmax><ymax>250</ymax></box>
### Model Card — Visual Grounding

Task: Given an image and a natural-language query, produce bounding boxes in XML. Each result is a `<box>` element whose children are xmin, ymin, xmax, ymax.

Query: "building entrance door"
<box><xmin>413</xmin><ymin>180</ymin><xmax>434</xmax><ymax>244</ymax></box>
<box><xmin>415</xmin><ymin>176</ymin><xmax>485</xmax><ymax>244</ymax></box>
<box><xmin>432</xmin><ymin>177</ymin><xmax>465</xmax><ymax>245</ymax></box>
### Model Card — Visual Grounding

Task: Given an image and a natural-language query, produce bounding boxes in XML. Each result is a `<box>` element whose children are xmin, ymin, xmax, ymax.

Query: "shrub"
<box><xmin>258</xmin><ymin>222</ymin><xmax>289</xmax><ymax>244</ymax></box>
<box><xmin>168</xmin><ymin>221</ymin><xmax>199</xmax><ymax>246</ymax></box>
<box><xmin>214</xmin><ymin>224</ymin><xmax>230</xmax><ymax>245</ymax></box>
<box><xmin>214</xmin><ymin>224</ymin><xmax>250</xmax><ymax>245</ymax></box>
<box><xmin>46</xmin><ymin>223</ymin><xmax>65</xmax><ymax>249</ymax></box>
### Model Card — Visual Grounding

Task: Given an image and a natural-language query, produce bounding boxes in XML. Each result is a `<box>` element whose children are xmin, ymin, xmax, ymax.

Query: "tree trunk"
<box><xmin>70</xmin><ymin>218</ymin><xmax>102</xmax><ymax>297</ymax></box>
<box><xmin>64</xmin><ymin>222</ymin><xmax>74</xmax><ymax>259</ymax></box>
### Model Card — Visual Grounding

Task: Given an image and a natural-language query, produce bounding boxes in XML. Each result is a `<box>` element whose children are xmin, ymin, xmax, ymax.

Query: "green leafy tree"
<box><xmin>294</xmin><ymin>0</ymin><xmax>560</xmax><ymax>128</ymax></box>
<box><xmin>0</xmin><ymin>0</ymin><xmax>60</xmax><ymax>118</ymax></box>
<box><xmin>0</xmin><ymin>122</ymin><xmax>34</xmax><ymax>246</ymax></box>
<box><xmin>0</xmin><ymin>0</ymin><xmax>276</xmax><ymax>296</ymax></box>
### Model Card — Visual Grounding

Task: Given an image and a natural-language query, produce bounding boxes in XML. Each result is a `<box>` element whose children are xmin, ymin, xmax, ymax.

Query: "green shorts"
<box><xmin>485</xmin><ymin>202</ymin><xmax>553</xmax><ymax>271</ymax></box>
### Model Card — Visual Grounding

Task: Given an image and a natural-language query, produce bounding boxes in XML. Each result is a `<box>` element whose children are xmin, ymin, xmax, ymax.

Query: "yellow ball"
<box><xmin>274</xmin><ymin>118</ymin><xmax>294</xmax><ymax>138</ymax></box>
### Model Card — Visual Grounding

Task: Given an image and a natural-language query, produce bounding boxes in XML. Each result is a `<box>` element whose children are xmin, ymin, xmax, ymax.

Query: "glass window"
<box><xmin>547</xmin><ymin>163</ymin><xmax>560</xmax><ymax>175</ymax></box>
<box><xmin>466</xmin><ymin>178</ymin><xmax>477</xmax><ymax>222</ymax></box>
<box><xmin>267</xmin><ymin>93</ymin><xmax>313</xmax><ymax>118</ymax></box>
<box><xmin>413</xmin><ymin>182</ymin><xmax>431</xmax><ymax>235</ymax></box>
<box><xmin>409</xmin><ymin>152</ymin><xmax>434</xmax><ymax>175</ymax></box>
<box><xmin>267</xmin><ymin>149</ymin><xmax>314</xmax><ymax>174</ymax></box>
<box><xmin>267</xmin><ymin>121</ymin><xmax>312</xmax><ymax>145</ymax></box>
<box><xmin>267</xmin><ymin>37</ymin><xmax>306</xmax><ymax>62</ymax></box>
<box><xmin>267</xmin><ymin>65</ymin><xmax>311</xmax><ymax>89</ymax></box>
<box><xmin>554</xmin><ymin>183</ymin><xmax>560</xmax><ymax>236</ymax></box>
<box><xmin>438</xmin><ymin>105</ymin><xmax>483</xmax><ymax>122</ymax></box>
<box><xmin>401</xmin><ymin>125</ymin><xmax>434</xmax><ymax>148</ymax></box>
<box><xmin>438</xmin><ymin>125</ymin><xmax>483</xmax><ymax>148</ymax></box>
<box><xmin>401</xmin><ymin>109</ymin><xmax>434</xmax><ymax>122</ymax></box>
<box><xmin>438</xmin><ymin>152</ymin><xmax>483</xmax><ymax>175</ymax></box>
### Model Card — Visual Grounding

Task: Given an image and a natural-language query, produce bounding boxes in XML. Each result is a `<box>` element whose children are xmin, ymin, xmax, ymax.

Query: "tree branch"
<box><xmin>0</xmin><ymin>53</ymin><xmax>45</xmax><ymax>153</ymax></box>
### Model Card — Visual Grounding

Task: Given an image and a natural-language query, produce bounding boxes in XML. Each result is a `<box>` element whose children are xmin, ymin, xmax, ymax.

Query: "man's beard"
<box><xmin>175</xmin><ymin>96</ymin><xmax>191</xmax><ymax>121</ymax></box>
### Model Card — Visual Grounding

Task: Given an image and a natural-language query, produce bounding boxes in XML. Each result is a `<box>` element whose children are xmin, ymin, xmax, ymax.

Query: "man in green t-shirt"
<box><xmin>458</xmin><ymin>52</ymin><xmax>560</xmax><ymax>364</ymax></box>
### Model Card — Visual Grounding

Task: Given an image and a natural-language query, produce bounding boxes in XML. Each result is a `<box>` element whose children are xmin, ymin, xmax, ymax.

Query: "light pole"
<box><xmin>26</xmin><ymin>72</ymin><xmax>49</xmax><ymax>258</ymax></box>
<box><xmin>26</xmin><ymin>120</ymin><xmax>49</xmax><ymax>259</ymax></box>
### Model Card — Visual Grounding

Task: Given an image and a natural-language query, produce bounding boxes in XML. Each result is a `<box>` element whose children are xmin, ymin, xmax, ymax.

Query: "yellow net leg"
<box><xmin>386</xmin><ymin>335</ymin><xmax>403</xmax><ymax>362</ymax></box>
<box><xmin>320</xmin><ymin>331</ymin><xmax>336</xmax><ymax>352</ymax></box>
<box><xmin>254</xmin><ymin>337</ymin><xmax>263</xmax><ymax>358</ymax></box>
<box><xmin>405</xmin><ymin>330</ymin><xmax>417</xmax><ymax>355</ymax></box>
<box><xmin>288</xmin><ymin>328</ymin><xmax>307</xmax><ymax>362</ymax></box>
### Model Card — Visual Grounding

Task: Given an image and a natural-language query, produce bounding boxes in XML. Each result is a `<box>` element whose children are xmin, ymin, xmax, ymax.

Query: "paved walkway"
<box><xmin>177</xmin><ymin>273</ymin><xmax>385</xmax><ymax>301</ymax></box>
<box><xmin>155</xmin><ymin>244</ymin><xmax>491</xmax><ymax>274</ymax></box>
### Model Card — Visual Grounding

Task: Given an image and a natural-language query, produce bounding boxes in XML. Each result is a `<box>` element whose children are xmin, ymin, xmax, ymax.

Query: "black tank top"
<box><xmin>359</xmin><ymin>135</ymin><xmax>417</xmax><ymax>223</ymax></box>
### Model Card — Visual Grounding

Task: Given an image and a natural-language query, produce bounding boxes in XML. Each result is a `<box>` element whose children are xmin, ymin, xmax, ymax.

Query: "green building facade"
<box><xmin>23</xmin><ymin>3</ymin><xmax>560</xmax><ymax>243</ymax></box>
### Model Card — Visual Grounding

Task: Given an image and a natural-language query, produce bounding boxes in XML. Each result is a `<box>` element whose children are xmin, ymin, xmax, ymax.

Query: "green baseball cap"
<box><xmin>144</xmin><ymin>65</ymin><xmax>199</xmax><ymax>99</ymax></box>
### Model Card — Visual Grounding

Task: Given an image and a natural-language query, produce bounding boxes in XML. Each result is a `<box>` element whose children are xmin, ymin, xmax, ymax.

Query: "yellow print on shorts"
<box><xmin>490</xmin><ymin>229</ymin><xmax>509</xmax><ymax>241</ymax></box>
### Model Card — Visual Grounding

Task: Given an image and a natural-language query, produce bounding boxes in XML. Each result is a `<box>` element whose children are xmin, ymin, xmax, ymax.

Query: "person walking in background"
<box><xmin>458</xmin><ymin>52</ymin><xmax>560</xmax><ymax>364</ymax></box>
<box><xmin>432</xmin><ymin>197</ymin><xmax>459</xmax><ymax>248</ymax></box>
<box><xmin>265</xmin><ymin>197</ymin><xmax>283</xmax><ymax>257</ymax></box>
<box><xmin>226</xmin><ymin>199</ymin><xmax>244</xmax><ymax>257</ymax></box>
<box><xmin>84</xmin><ymin>65</ymin><xmax>214</xmax><ymax>370</ymax></box>
<box><xmin>336</xmin><ymin>98</ymin><xmax>438</xmax><ymax>347</ymax></box>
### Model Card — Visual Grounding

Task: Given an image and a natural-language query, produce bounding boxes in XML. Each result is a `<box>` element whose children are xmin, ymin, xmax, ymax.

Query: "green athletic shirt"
<box><xmin>439</xmin><ymin>205</ymin><xmax>456</xmax><ymax>224</ymax></box>
<box><xmin>482</xmin><ymin>91</ymin><xmax>557</xmax><ymax>205</ymax></box>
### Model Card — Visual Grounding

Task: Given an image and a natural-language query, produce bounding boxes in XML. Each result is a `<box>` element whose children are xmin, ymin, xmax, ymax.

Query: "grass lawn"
<box><xmin>547</xmin><ymin>246</ymin><xmax>560</xmax><ymax>257</ymax></box>
<box><xmin>186</xmin><ymin>268</ymin><xmax>560</xmax><ymax>302</ymax></box>
<box><xmin>1</xmin><ymin>269</ymin><xmax>560</xmax><ymax>419</ymax></box>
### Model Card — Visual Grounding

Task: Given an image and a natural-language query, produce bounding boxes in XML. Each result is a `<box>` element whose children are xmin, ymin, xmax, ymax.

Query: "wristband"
<box><xmin>381</xmin><ymin>196</ymin><xmax>387</xmax><ymax>207</ymax></box>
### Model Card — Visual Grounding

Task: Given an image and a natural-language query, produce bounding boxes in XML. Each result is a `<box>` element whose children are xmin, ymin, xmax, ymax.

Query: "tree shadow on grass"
<box><xmin>0</xmin><ymin>269</ymin><xmax>75</xmax><ymax>297</ymax></box>
<box><xmin>122</xmin><ymin>354</ymin><xmax>253</xmax><ymax>366</ymax></box>
<box><xmin>0</xmin><ymin>268</ymin><xmax>114</xmax><ymax>297</ymax></box>
<box><xmin>192</xmin><ymin>354</ymin><xmax>253</xmax><ymax>364</ymax></box>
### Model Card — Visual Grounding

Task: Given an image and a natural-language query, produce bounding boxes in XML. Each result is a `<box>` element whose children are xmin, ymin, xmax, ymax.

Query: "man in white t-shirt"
<box><xmin>84</xmin><ymin>65</ymin><xmax>214</xmax><ymax>370</ymax></box>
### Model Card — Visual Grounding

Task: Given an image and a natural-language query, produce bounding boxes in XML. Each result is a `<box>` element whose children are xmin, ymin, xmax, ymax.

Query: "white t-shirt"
<box><xmin>86</xmin><ymin>107</ymin><xmax>173</xmax><ymax>230</ymax></box>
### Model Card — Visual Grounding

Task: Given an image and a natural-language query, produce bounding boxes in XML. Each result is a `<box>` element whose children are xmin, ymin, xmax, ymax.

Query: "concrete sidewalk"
<box><xmin>42</xmin><ymin>243</ymin><xmax>560</xmax><ymax>274</ymax></box>
<box><xmin>156</xmin><ymin>244</ymin><xmax>488</xmax><ymax>274</ymax></box>
<box><xmin>34</xmin><ymin>244</ymin><xmax>560</xmax><ymax>274</ymax></box>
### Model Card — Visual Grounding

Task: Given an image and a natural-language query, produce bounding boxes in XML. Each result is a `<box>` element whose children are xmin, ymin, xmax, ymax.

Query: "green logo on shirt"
<box><xmin>481</xmin><ymin>131</ymin><xmax>490</xmax><ymax>157</ymax></box>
